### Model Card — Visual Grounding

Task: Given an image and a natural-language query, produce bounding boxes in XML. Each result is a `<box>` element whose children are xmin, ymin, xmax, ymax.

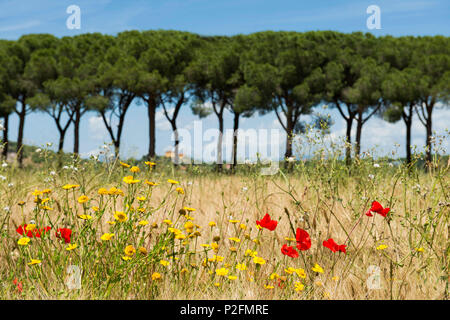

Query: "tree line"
<box><xmin>0</xmin><ymin>30</ymin><xmax>448</xmax><ymax>169</ymax></box>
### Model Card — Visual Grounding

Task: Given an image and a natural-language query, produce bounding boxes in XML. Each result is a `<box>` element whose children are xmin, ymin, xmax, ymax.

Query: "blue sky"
<box><xmin>0</xmin><ymin>0</ymin><xmax>449</xmax><ymax>161</ymax></box>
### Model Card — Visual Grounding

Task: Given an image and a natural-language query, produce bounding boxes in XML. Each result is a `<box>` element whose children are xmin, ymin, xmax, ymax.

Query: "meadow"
<box><xmin>0</xmin><ymin>142</ymin><xmax>448</xmax><ymax>300</ymax></box>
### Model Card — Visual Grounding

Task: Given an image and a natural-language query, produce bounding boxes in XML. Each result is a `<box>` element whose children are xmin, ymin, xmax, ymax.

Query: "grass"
<box><xmin>0</xmin><ymin>140</ymin><xmax>448</xmax><ymax>300</ymax></box>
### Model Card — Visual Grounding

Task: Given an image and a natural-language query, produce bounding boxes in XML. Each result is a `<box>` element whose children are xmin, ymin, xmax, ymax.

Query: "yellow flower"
<box><xmin>168</xmin><ymin>227</ymin><xmax>182</xmax><ymax>235</ymax></box>
<box><xmin>376</xmin><ymin>244</ymin><xmax>388</xmax><ymax>251</ymax></box>
<box><xmin>78</xmin><ymin>214</ymin><xmax>92</xmax><ymax>220</ymax></box>
<box><xmin>332</xmin><ymin>276</ymin><xmax>339</xmax><ymax>281</ymax></box>
<box><xmin>123</xmin><ymin>176</ymin><xmax>140</xmax><ymax>184</ymax></box>
<box><xmin>269</xmin><ymin>273</ymin><xmax>279</xmax><ymax>280</ymax></box>
<box><xmin>106</xmin><ymin>221</ymin><xmax>116</xmax><ymax>225</ymax></box>
<box><xmin>228</xmin><ymin>275</ymin><xmax>237</xmax><ymax>280</ymax></box>
<box><xmin>98</xmin><ymin>188</ymin><xmax>109</xmax><ymax>195</ymax></box>
<box><xmin>137</xmin><ymin>196</ymin><xmax>146</xmax><ymax>201</ymax></box>
<box><xmin>120</xmin><ymin>161</ymin><xmax>130</xmax><ymax>168</ymax></box>
<box><xmin>163</xmin><ymin>219</ymin><xmax>173</xmax><ymax>226</ymax></box>
<box><xmin>285</xmin><ymin>267</ymin><xmax>296</xmax><ymax>275</ymax></box>
<box><xmin>160</xmin><ymin>260</ymin><xmax>170</xmax><ymax>267</ymax></box>
<box><xmin>145</xmin><ymin>161</ymin><xmax>156</xmax><ymax>167</ymax></box>
<box><xmin>25</xmin><ymin>224</ymin><xmax>36</xmax><ymax>231</ymax></box>
<box><xmin>130</xmin><ymin>166</ymin><xmax>140</xmax><ymax>173</ymax></box>
<box><xmin>18</xmin><ymin>237</ymin><xmax>30</xmax><ymax>246</ymax></box>
<box><xmin>228</xmin><ymin>237</ymin><xmax>241</xmax><ymax>243</ymax></box>
<box><xmin>211</xmin><ymin>255</ymin><xmax>224</xmax><ymax>262</ymax></box>
<box><xmin>264</xmin><ymin>285</ymin><xmax>274</xmax><ymax>289</ymax></box>
<box><xmin>31</xmin><ymin>189</ymin><xmax>43</xmax><ymax>197</ymax></box>
<box><xmin>151</xmin><ymin>272</ymin><xmax>161</xmax><ymax>281</ymax></box>
<box><xmin>215</xmin><ymin>268</ymin><xmax>229</xmax><ymax>276</ymax></box>
<box><xmin>138</xmin><ymin>220</ymin><xmax>149</xmax><ymax>226</ymax></box>
<box><xmin>209</xmin><ymin>221</ymin><xmax>216</xmax><ymax>227</ymax></box>
<box><xmin>229</xmin><ymin>219</ymin><xmax>240</xmax><ymax>224</ymax></box>
<box><xmin>122</xmin><ymin>256</ymin><xmax>132</xmax><ymax>261</ymax></box>
<box><xmin>201</xmin><ymin>244</ymin><xmax>210</xmax><ymax>248</ymax></box>
<box><xmin>42</xmin><ymin>205</ymin><xmax>53</xmax><ymax>211</ymax></box>
<box><xmin>92</xmin><ymin>206</ymin><xmax>99</xmax><ymax>212</ymax></box>
<box><xmin>312</xmin><ymin>263</ymin><xmax>324</xmax><ymax>273</ymax></box>
<box><xmin>214</xmin><ymin>283</ymin><xmax>221</xmax><ymax>287</ymax></box>
<box><xmin>245</xmin><ymin>249</ymin><xmax>257</xmax><ymax>257</ymax></box>
<box><xmin>240</xmin><ymin>224</ymin><xmax>247</xmax><ymax>230</ymax></box>
<box><xmin>42</xmin><ymin>188</ymin><xmax>52</xmax><ymax>194</ymax></box>
<box><xmin>415</xmin><ymin>247</ymin><xmax>425</xmax><ymax>253</ymax></box>
<box><xmin>62</xmin><ymin>184</ymin><xmax>79</xmax><ymax>190</ymax></box>
<box><xmin>18</xmin><ymin>200</ymin><xmax>26</xmax><ymax>206</ymax></box>
<box><xmin>144</xmin><ymin>180</ymin><xmax>159</xmax><ymax>186</ymax></box>
<box><xmin>183</xmin><ymin>206</ymin><xmax>196</xmax><ymax>212</ymax></box>
<box><xmin>108</xmin><ymin>187</ymin><xmax>124</xmax><ymax>196</ymax></box>
<box><xmin>66</xmin><ymin>244</ymin><xmax>78</xmax><ymax>251</ymax></box>
<box><xmin>101</xmin><ymin>233</ymin><xmax>115</xmax><ymax>241</ymax></box>
<box><xmin>124</xmin><ymin>245</ymin><xmax>136</xmax><ymax>256</ymax></box>
<box><xmin>28</xmin><ymin>259</ymin><xmax>41</xmax><ymax>265</ymax></box>
<box><xmin>184</xmin><ymin>221</ymin><xmax>194</xmax><ymax>232</ymax></box>
<box><xmin>176</xmin><ymin>187</ymin><xmax>184</xmax><ymax>194</ymax></box>
<box><xmin>168</xmin><ymin>179</ymin><xmax>179</xmax><ymax>184</ymax></box>
<box><xmin>77</xmin><ymin>195</ymin><xmax>89</xmax><ymax>204</ymax></box>
<box><xmin>253</xmin><ymin>256</ymin><xmax>266</xmax><ymax>265</ymax></box>
<box><xmin>285</xmin><ymin>237</ymin><xmax>296</xmax><ymax>242</ymax></box>
<box><xmin>294</xmin><ymin>268</ymin><xmax>306</xmax><ymax>279</ymax></box>
<box><xmin>114</xmin><ymin>211</ymin><xmax>128</xmax><ymax>222</ymax></box>
<box><xmin>295</xmin><ymin>282</ymin><xmax>305</xmax><ymax>292</ymax></box>
<box><xmin>211</xmin><ymin>242</ymin><xmax>219</xmax><ymax>251</ymax></box>
<box><xmin>175</xmin><ymin>233</ymin><xmax>186</xmax><ymax>240</ymax></box>
<box><xmin>138</xmin><ymin>247</ymin><xmax>147</xmax><ymax>255</ymax></box>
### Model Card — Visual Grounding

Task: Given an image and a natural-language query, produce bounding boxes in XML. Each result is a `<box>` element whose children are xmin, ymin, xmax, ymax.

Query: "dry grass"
<box><xmin>0</xmin><ymin>155</ymin><xmax>448</xmax><ymax>300</ymax></box>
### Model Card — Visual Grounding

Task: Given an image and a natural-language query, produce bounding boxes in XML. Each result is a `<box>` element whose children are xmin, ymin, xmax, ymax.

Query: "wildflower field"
<box><xmin>0</xmin><ymin>150</ymin><xmax>448</xmax><ymax>300</ymax></box>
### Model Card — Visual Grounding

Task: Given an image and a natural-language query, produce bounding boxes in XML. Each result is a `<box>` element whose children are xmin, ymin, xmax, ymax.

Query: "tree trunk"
<box><xmin>231</xmin><ymin>112</ymin><xmax>240</xmax><ymax>173</ymax></box>
<box><xmin>425</xmin><ymin>105</ymin><xmax>433</xmax><ymax>165</ymax></box>
<box><xmin>345</xmin><ymin>117</ymin><xmax>353</xmax><ymax>166</ymax></box>
<box><xmin>355</xmin><ymin>110</ymin><xmax>363</xmax><ymax>158</ymax></box>
<box><xmin>171</xmin><ymin>120</ymin><xmax>180</xmax><ymax>166</ymax></box>
<box><xmin>16</xmin><ymin>100</ymin><xmax>26</xmax><ymax>167</ymax></box>
<box><xmin>147</xmin><ymin>99</ymin><xmax>156</xmax><ymax>159</ymax></box>
<box><xmin>73</xmin><ymin>108</ymin><xmax>81</xmax><ymax>156</ymax></box>
<box><xmin>403</xmin><ymin>105</ymin><xmax>413</xmax><ymax>165</ymax></box>
<box><xmin>1</xmin><ymin>114</ymin><xmax>9</xmax><ymax>159</ymax></box>
<box><xmin>284</xmin><ymin>112</ymin><xmax>294</xmax><ymax>169</ymax></box>
<box><xmin>217</xmin><ymin>113</ymin><xmax>224</xmax><ymax>172</ymax></box>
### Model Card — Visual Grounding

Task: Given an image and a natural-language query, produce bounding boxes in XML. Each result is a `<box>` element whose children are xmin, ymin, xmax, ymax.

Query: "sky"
<box><xmin>0</xmin><ymin>0</ymin><xmax>449</xmax><ymax>162</ymax></box>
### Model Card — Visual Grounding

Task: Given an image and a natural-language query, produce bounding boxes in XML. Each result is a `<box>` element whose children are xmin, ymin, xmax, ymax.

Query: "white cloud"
<box><xmin>88</xmin><ymin>116</ymin><xmax>108</xmax><ymax>140</ymax></box>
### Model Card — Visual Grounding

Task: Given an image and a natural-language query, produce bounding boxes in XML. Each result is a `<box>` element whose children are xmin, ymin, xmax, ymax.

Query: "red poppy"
<box><xmin>56</xmin><ymin>228</ymin><xmax>72</xmax><ymax>243</ymax></box>
<box><xmin>13</xmin><ymin>278</ymin><xmax>23</xmax><ymax>293</ymax></box>
<box><xmin>16</xmin><ymin>224</ymin><xmax>51</xmax><ymax>238</ymax></box>
<box><xmin>296</xmin><ymin>228</ymin><xmax>311</xmax><ymax>251</ymax></box>
<box><xmin>365</xmin><ymin>201</ymin><xmax>390</xmax><ymax>217</ymax></box>
<box><xmin>256</xmin><ymin>213</ymin><xmax>278</xmax><ymax>231</ymax></box>
<box><xmin>323</xmin><ymin>238</ymin><xmax>346</xmax><ymax>253</ymax></box>
<box><xmin>281</xmin><ymin>244</ymin><xmax>299</xmax><ymax>258</ymax></box>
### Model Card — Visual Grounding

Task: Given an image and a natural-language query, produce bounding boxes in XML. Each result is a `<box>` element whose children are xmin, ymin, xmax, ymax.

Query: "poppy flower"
<box><xmin>13</xmin><ymin>278</ymin><xmax>23</xmax><ymax>293</ymax></box>
<box><xmin>56</xmin><ymin>228</ymin><xmax>72</xmax><ymax>243</ymax></box>
<box><xmin>323</xmin><ymin>238</ymin><xmax>346</xmax><ymax>253</ymax></box>
<box><xmin>256</xmin><ymin>213</ymin><xmax>278</xmax><ymax>231</ymax></box>
<box><xmin>16</xmin><ymin>224</ymin><xmax>51</xmax><ymax>238</ymax></box>
<box><xmin>365</xmin><ymin>201</ymin><xmax>390</xmax><ymax>217</ymax></box>
<box><xmin>281</xmin><ymin>244</ymin><xmax>299</xmax><ymax>258</ymax></box>
<box><xmin>296</xmin><ymin>228</ymin><xmax>311</xmax><ymax>251</ymax></box>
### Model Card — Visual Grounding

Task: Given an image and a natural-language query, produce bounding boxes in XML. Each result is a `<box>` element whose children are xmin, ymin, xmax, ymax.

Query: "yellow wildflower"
<box><xmin>312</xmin><ymin>263</ymin><xmax>324</xmax><ymax>273</ymax></box>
